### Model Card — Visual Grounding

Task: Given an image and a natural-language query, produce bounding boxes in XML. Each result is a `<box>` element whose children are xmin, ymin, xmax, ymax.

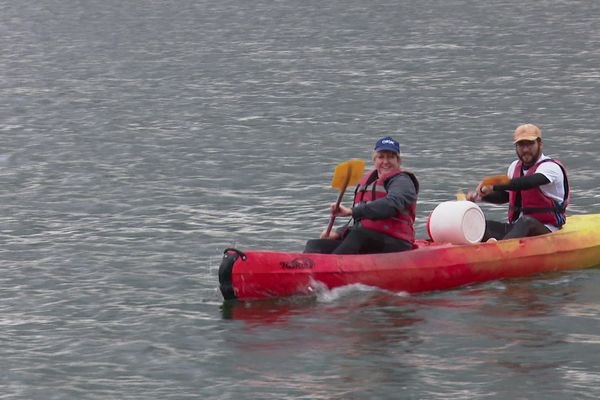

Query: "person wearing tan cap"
<box><xmin>467</xmin><ymin>124</ymin><xmax>570</xmax><ymax>241</ymax></box>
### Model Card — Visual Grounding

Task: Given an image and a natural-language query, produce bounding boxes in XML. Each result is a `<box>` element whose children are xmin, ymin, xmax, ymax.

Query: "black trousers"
<box><xmin>483</xmin><ymin>216</ymin><xmax>552</xmax><ymax>241</ymax></box>
<box><xmin>303</xmin><ymin>226</ymin><xmax>413</xmax><ymax>254</ymax></box>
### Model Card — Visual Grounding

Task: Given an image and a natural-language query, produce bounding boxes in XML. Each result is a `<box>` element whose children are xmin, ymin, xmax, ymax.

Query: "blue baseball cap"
<box><xmin>374</xmin><ymin>136</ymin><xmax>400</xmax><ymax>154</ymax></box>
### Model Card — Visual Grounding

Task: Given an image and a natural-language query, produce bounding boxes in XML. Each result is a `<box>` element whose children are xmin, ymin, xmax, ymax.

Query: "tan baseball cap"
<box><xmin>513</xmin><ymin>123</ymin><xmax>542</xmax><ymax>143</ymax></box>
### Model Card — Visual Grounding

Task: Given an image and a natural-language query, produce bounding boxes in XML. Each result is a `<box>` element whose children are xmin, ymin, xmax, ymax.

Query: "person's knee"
<box><xmin>505</xmin><ymin>215</ymin><xmax>549</xmax><ymax>239</ymax></box>
<box><xmin>483</xmin><ymin>220</ymin><xmax>510</xmax><ymax>241</ymax></box>
<box><xmin>304</xmin><ymin>239</ymin><xmax>340</xmax><ymax>254</ymax></box>
<box><xmin>518</xmin><ymin>216</ymin><xmax>548</xmax><ymax>231</ymax></box>
<box><xmin>518</xmin><ymin>215</ymin><xmax>538</xmax><ymax>225</ymax></box>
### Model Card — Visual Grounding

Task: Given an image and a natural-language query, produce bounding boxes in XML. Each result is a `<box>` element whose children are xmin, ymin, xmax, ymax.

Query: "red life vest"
<box><xmin>353</xmin><ymin>169</ymin><xmax>419</xmax><ymax>243</ymax></box>
<box><xmin>508</xmin><ymin>159</ymin><xmax>569</xmax><ymax>226</ymax></box>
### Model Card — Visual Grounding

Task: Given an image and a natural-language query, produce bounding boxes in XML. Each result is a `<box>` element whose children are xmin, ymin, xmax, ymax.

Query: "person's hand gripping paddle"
<box><xmin>325</xmin><ymin>159</ymin><xmax>365</xmax><ymax>237</ymax></box>
<box><xmin>478</xmin><ymin>175</ymin><xmax>510</xmax><ymax>195</ymax></box>
<box><xmin>465</xmin><ymin>175</ymin><xmax>511</xmax><ymax>201</ymax></box>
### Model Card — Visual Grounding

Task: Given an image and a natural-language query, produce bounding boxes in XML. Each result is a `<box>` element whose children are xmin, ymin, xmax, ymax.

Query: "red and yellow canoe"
<box><xmin>218</xmin><ymin>214</ymin><xmax>600</xmax><ymax>301</ymax></box>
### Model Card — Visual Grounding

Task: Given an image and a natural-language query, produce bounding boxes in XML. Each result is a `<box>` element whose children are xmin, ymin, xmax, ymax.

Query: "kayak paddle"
<box><xmin>325</xmin><ymin>159</ymin><xmax>365</xmax><ymax>236</ymax></box>
<box><xmin>456</xmin><ymin>175</ymin><xmax>510</xmax><ymax>201</ymax></box>
<box><xmin>480</xmin><ymin>175</ymin><xmax>510</xmax><ymax>187</ymax></box>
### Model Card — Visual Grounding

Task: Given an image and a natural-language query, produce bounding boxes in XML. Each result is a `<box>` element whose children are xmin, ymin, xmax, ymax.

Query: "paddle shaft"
<box><xmin>325</xmin><ymin>174</ymin><xmax>352</xmax><ymax>237</ymax></box>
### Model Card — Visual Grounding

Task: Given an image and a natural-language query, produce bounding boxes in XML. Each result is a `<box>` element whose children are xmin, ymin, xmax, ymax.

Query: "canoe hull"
<box><xmin>219</xmin><ymin>214</ymin><xmax>600</xmax><ymax>301</ymax></box>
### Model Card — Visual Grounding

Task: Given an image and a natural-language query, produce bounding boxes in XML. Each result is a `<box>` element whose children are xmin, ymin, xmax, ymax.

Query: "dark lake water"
<box><xmin>1</xmin><ymin>0</ymin><xmax>600</xmax><ymax>398</ymax></box>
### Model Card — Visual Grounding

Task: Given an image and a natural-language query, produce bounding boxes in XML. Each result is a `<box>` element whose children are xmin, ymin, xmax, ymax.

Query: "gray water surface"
<box><xmin>1</xmin><ymin>0</ymin><xmax>600</xmax><ymax>399</ymax></box>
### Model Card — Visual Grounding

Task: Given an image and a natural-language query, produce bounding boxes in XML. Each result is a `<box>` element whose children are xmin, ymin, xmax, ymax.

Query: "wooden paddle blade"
<box><xmin>480</xmin><ymin>175</ymin><xmax>510</xmax><ymax>186</ymax></box>
<box><xmin>330</xmin><ymin>159</ymin><xmax>365</xmax><ymax>190</ymax></box>
<box><xmin>325</xmin><ymin>159</ymin><xmax>364</xmax><ymax>236</ymax></box>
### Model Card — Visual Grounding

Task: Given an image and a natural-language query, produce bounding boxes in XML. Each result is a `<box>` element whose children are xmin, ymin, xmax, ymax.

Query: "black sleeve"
<box><xmin>482</xmin><ymin>190</ymin><xmax>509</xmax><ymax>204</ymax></box>
<box><xmin>482</xmin><ymin>173</ymin><xmax>550</xmax><ymax>204</ymax></box>
<box><xmin>493</xmin><ymin>173</ymin><xmax>550</xmax><ymax>191</ymax></box>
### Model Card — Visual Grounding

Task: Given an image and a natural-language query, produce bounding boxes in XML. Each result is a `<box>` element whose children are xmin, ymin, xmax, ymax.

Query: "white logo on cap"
<box><xmin>382</xmin><ymin>139</ymin><xmax>395</xmax><ymax>145</ymax></box>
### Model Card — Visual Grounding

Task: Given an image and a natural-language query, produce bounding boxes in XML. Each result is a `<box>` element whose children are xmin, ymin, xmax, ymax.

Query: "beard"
<box><xmin>517</xmin><ymin>147</ymin><xmax>542</xmax><ymax>167</ymax></box>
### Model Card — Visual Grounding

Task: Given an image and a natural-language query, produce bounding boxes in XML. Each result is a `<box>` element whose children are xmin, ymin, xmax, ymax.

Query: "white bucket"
<box><xmin>427</xmin><ymin>201</ymin><xmax>485</xmax><ymax>244</ymax></box>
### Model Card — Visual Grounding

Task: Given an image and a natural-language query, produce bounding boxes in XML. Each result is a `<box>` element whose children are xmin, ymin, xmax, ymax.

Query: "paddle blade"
<box><xmin>480</xmin><ymin>175</ymin><xmax>510</xmax><ymax>186</ymax></box>
<box><xmin>456</xmin><ymin>191</ymin><xmax>467</xmax><ymax>201</ymax></box>
<box><xmin>331</xmin><ymin>159</ymin><xmax>365</xmax><ymax>190</ymax></box>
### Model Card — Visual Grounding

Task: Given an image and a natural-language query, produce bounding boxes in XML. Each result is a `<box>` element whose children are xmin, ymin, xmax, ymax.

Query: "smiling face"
<box><xmin>515</xmin><ymin>139</ymin><xmax>543</xmax><ymax>167</ymax></box>
<box><xmin>373</xmin><ymin>150</ymin><xmax>400</xmax><ymax>177</ymax></box>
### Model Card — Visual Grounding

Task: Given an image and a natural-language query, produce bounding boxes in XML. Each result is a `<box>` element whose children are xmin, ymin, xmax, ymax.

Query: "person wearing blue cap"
<box><xmin>304</xmin><ymin>136</ymin><xmax>419</xmax><ymax>254</ymax></box>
